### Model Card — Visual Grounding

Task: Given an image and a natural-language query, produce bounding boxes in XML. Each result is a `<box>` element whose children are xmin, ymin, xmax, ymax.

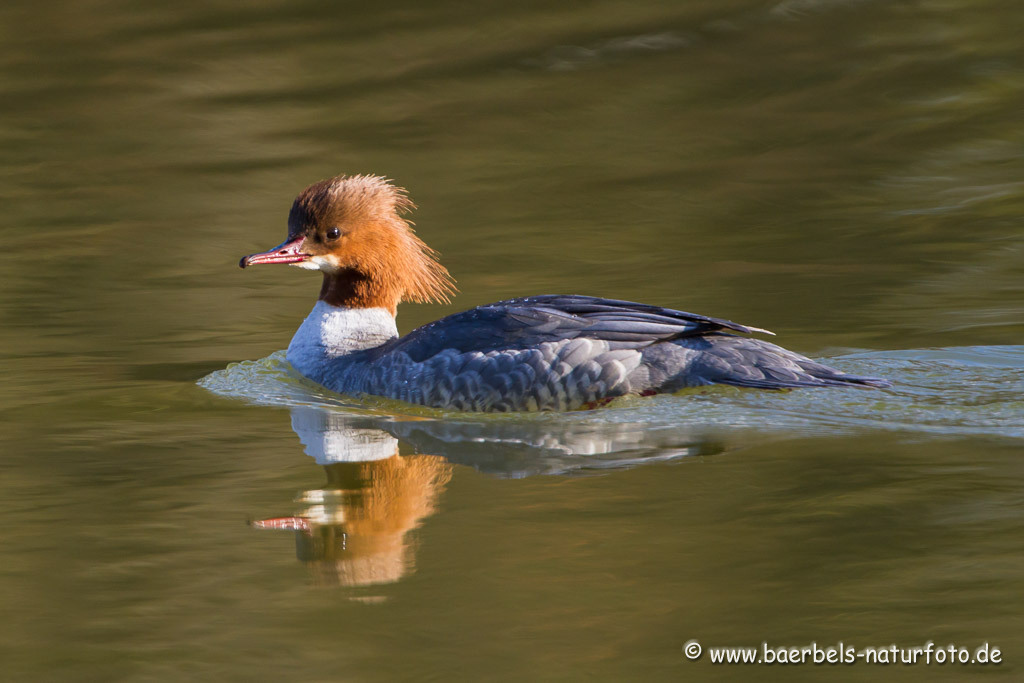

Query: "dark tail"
<box><xmin>683</xmin><ymin>335</ymin><xmax>891</xmax><ymax>390</ymax></box>
<box><xmin>717</xmin><ymin>363</ymin><xmax>892</xmax><ymax>390</ymax></box>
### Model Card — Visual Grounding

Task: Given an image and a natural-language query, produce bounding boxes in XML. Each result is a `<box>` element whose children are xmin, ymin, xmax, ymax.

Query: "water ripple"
<box><xmin>200</xmin><ymin>346</ymin><xmax>1024</xmax><ymax>442</ymax></box>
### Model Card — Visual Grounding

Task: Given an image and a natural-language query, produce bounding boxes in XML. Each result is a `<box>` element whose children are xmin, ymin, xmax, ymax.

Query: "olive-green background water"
<box><xmin>2</xmin><ymin>0</ymin><xmax>1023</xmax><ymax>680</ymax></box>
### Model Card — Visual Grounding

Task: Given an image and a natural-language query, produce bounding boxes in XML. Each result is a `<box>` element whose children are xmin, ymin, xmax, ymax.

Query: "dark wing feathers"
<box><xmin>542</xmin><ymin>295</ymin><xmax>773</xmax><ymax>336</ymax></box>
<box><xmin>383</xmin><ymin>294</ymin><xmax>769</xmax><ymax>362</ymax></box>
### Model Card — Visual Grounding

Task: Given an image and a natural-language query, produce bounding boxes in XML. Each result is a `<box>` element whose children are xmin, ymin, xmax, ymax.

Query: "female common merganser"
<box><xmin>240</xmin><ymin>175</ymin><xmax>889</xmax><ymax>412</ymax></box>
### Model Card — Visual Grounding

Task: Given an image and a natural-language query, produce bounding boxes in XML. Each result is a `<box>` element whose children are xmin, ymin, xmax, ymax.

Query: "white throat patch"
<box><xmin>290</xmin><ymin>254</ymin><xmax>341</xmax><ymax>272</ymax></box>
<box><xmin>286</xmin><ymin>301</ymin><xmax>398</xmax><ymax>377</ymax></box>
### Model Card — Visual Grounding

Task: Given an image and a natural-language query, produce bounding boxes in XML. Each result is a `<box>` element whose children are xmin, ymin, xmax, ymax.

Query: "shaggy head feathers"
<box><xmin>288</xmin><ymin>175</ymin><xmax>456</xmax><ymax>313</ymax></box>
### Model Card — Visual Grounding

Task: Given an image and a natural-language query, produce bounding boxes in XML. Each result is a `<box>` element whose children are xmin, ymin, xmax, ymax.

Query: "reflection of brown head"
<box><xmin>292</xmin><ymin>454</ymin><xmax>452</xmax><ymax>587</ymax></box>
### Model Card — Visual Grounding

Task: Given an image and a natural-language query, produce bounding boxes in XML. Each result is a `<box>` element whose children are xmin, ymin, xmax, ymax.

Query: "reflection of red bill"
<box><xmin>251</xmin><ymin>516</ymin><xmax>310</xmax><ymax>531</ymax></box>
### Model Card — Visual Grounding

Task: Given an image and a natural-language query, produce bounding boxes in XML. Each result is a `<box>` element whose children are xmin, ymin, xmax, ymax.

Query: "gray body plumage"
<box><xmin>288</xmin><ymin>295</ymin><xmax>888</xmax><ymax>412</ymax></box>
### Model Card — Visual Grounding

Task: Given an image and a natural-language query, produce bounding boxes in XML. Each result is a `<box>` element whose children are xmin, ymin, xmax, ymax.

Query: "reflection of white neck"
<box><xmin>286</xmin><ymin>301</ymin><xmax>397</xmax><ymax>377</ymax></box>
<box><xmin>290</xmin><ymin>406</ymin><xmax>399</xmax><ymax>465</ymax></box>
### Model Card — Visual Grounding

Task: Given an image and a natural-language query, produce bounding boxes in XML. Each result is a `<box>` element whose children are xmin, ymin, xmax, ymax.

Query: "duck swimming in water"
<box><xmin>239</xmin><ymin>175</ymin><xmax>889</xmax><ymax>412</ymax></box>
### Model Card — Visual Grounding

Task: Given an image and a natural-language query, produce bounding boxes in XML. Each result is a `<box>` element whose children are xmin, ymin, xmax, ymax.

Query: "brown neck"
<box><xmin>319</xmin><ymin>270</ymin><xmax>400</xmax><ymax>315</ymax></box>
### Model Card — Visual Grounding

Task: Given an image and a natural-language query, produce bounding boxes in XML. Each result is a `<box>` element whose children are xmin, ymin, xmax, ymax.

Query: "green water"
<box><xmin>2</xmin><ymin>0</ymin><xmax>1023</xmax><ymax>680</ymax></box>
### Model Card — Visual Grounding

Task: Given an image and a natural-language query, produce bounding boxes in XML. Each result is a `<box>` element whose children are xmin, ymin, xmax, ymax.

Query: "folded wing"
<box><xmin>383</xmin><ymin>294</ymin><xmax>772</xmax><ymax>361</ymax></box>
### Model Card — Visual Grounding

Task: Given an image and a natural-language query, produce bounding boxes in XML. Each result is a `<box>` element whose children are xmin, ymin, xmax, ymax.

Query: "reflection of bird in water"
<box><xmin>254</xmin><ymin>454</ymin><xmax>452</xmax><ymax>588</ymax></box>
<box><xmin>252</xmin><ymin>408</ymin><xmax>451</xmax><ymax>587</ymax></box>
<box><xmin>251</xmin><ymin>404</ymin><xmax>727</xmax><ymax>587</ymax></box>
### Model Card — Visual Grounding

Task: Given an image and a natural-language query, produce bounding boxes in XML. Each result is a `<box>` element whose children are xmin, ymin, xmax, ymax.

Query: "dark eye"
<box><xmin>326</xmin><ymin>227</ymin><xmax>342</xmax><ymax>240</ymax></box>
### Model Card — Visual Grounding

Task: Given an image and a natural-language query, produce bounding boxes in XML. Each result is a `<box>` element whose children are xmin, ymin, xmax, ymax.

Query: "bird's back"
<box><xmin>317</xmin><ymin>295</ymin><xmax>887</xmax><ymax>412</ymax></box>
